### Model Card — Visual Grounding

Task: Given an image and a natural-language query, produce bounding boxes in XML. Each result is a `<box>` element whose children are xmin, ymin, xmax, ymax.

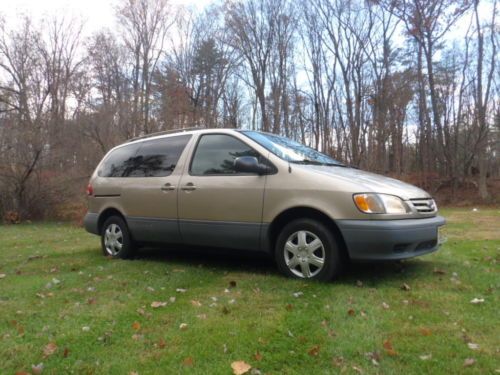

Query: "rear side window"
<box><xmin>99</xmin><ymin>135</ymin><xmax>191</xmax><ymax>177</ymax></box>
<box><xmin>98</xmin><ymin>143</ymin><xmax>140</xmax><ymax>177</ymax></box>
<box><xmin>190</xmin><ymin>134</ymin><xmax>259</xmax><ymax>175</ymax></box>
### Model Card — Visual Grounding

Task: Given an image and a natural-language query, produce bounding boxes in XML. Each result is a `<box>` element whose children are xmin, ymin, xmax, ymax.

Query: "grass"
<box><xmin>0</xmin><ymin>208</ymin><xmax>498</xmax><ymax>374</ymax></box>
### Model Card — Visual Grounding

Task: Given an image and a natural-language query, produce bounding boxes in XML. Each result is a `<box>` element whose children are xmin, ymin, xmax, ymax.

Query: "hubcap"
<box><xmin>104</xmin><ymin>223</ymin><xmax>123</xmax><ymax>256</ymax></box>
<box><xmin>284</xmin><ymin>230</ymin><xmax>325</xmax><ymax>278</ymax></box>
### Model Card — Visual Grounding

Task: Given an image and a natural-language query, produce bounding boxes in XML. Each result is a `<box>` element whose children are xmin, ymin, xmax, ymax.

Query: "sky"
<box><xmin>0</xmin><ymin>0</ymin><xmax>213</xmax><ymax>36</ymax></box>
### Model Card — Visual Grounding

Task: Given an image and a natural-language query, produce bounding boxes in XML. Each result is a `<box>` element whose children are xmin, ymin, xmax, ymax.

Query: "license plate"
<box><xmin>438</xmin><ymin>226</ymin><xmax>447</xmax><ymax>245</ymax></box>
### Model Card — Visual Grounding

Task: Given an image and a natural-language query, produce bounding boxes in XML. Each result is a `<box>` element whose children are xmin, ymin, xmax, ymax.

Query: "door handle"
<box><xmin>161</xmin><ymin>183</ymin><xmax>176</xmax><ymax>191</ymax></box>
<box><xmin>181</xmin><ymin>183</ymin><xmax>196</xmax><ymax>191</ymax></box>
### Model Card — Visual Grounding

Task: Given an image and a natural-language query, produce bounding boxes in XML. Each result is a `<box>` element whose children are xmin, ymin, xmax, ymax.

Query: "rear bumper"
<box><xmin>84</xmin><ymin>213</ymin><xmax>99</xmax><ymax>235</ymax></box>
<box><xmin>337</xmin><ymin>216</ymin><xmax>446</xmax><ymax>261</ymax></box>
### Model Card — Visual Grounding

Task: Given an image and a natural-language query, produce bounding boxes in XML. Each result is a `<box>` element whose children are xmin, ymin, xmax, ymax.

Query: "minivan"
<box><xmin>84</xmin><ymin>128</ymin><xmax>445</xmax><ymax>280</ymax></box>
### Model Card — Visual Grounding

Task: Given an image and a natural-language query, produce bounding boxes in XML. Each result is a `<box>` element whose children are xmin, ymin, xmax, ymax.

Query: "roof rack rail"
<box><xmin>126</xmin><ymin>127</ymin><xmax>204</xmax><ymax>143</ymax></box>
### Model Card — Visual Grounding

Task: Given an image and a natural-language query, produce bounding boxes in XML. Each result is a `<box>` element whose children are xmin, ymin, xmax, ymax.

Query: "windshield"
<box><xmin>242</xmin><ymin>131</ymin><xmax>344</xmax><ymax>166</ymax></box>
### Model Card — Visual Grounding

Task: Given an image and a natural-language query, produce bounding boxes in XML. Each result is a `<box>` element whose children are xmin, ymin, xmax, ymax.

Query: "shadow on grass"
<box><xmin>132</xmin><ymin>245</ymin><xmax>441</xmax><ymax>285</ymax></box>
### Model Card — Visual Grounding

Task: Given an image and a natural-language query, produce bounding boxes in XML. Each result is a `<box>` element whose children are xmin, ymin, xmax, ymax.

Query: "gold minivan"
<box><xmin>84</xmin><ymin>128</ymin><xmax>445</xmax><ymax>280</ymax></box>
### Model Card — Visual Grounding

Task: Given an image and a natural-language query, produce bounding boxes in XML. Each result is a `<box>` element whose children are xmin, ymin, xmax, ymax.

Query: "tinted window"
<box><xmin>98</xmin><ymin>143</ymin><xmax>140</xmax><ymax>177</ymax></box>
<box><xmin>190</xmin><ymin>134</ymin><xmax>259</xmax><ymax>175</ymax></box>
<box><xmin>99</xmin><ymin>135</ymin><xmax>191</xmax><ymax>177</ymax></box>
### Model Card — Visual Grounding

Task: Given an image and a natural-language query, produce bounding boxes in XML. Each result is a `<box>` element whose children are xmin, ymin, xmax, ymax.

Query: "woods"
<box><xmin>0</xmin><ymin>0</ymin><xmax>498</xmax><ymax>220</ymax></box>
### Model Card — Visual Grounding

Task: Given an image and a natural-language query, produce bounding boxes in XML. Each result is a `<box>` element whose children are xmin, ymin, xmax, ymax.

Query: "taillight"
<box><xmin>86</xmin><ymin>183</ymin><xmax>94</xmax><ymax>196</ymax></box>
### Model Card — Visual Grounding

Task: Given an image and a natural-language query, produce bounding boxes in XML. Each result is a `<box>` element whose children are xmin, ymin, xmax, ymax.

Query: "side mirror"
<box><xmin>234</xmin><ymin>156</ymin><xmax>269</xmax><ymax>175</ymax></box>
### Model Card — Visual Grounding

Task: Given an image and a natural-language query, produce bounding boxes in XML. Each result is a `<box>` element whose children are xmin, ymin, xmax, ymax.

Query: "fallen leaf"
<box><xmin>470</xmin><ymin>298</ymin><xmax>484</xmax><ymax>304</ymax></box>
<box><xmin>352</xmin><ymin>365</ymin><xmax>363</xmax><ymax>373</ymax></box>
<box><xmin>229</xmin><ymin>280</ymin><xmax>237</xmax><ymax>288</ymax></box>
<box><xmin>87</xmin><ymin>298</ymin><xmax>96</xmax><ymax>305</ymax></box>
<box><xmin>419</xmin><ymin>327</ymin><xmax>432</xmax><ymax>336</ymax></box>
<box><xmin>196</xmin><ymin>314</ymin><xmax>207</xmax><ymax>320</ymax></box>
<box><xmin>190</xmin><ymin>300</ymin><xmax>202</xmax><ymax>307</ymax></box>
<box><xmin>433</xmin><ymin>268</ymin><xmax>446</xmax><ymax>275</ymax></box>
<box><xmin>365</xmin><ymin>351</ymin><xmax>380</xmax><ymax>366</ymax></box>
<box><xmin>382</xmin><ymin>302</ymin><xmax>390</xmax><ymax>310</ymax></box>
<box><xmin>464</xmin><ymin>358</ymin><xmax>476</xmax><ymax>367</ymax></box>
<box><xmin>419</xmin><ymin>354</ymin><xmax>432</xmax><ymax>360</ymax></box>
<box><xmin>43</xmin><ymin>342</ymin><xmax>58</xmax><ymax>358</ymax></box>
<box><xmin>467</xmin><ymin>343</ymin><xmax>479</xmax><ymax>350</ymax></box>
<box><xmin>183</xmin><ymin>357</ymin><xmax>194</xmax><ymax>366</ymax></box>
<box><xmin>151</xmin><ymin>301</ymin><xmax>167</xmax><ymax>308</ymax></box>
<box><xmin>129</xmin><ymin>372</ymin><xmax>139</xmax><ymax>375</ymax></box>
<box><xmin>82</xmin><ymin>326</ymin><xmax>90</xmax><ymax>332</ymax></box>
<box><xmin>292</xmin><ymin>292</ymin><xmax>303</xmax><ymax>297</ymax></box>
<box><xmin>0</xmin><ymin>273</ymin><xmax>6</xmax><ymax>279</ymax></box>
<box><xmin>400</xmin><ymin>283</ymin><xmax>411</xmax><ymax>291</ymax></box>
<box><xmin>32</xmin><ymin>363</ymin><xmax>44</xmax><ymax>374</ymax></box>
<box><xmin>176</xmin><ymin>288</ymin><xmax>187</xmax><ymax>293</ymax></box>
<box><xmin>383</xmin><ymin>339</ymin><xmax>397</xmax><ymax>356</ymax></box>
<box><xmin>132</xmin><ymin>321</ymin><xmax>141</xmax><ymax>331</ymax></box>
<box><xmin>308</xmin><ymin>345</ymin><xmax>320</xmax><ymax>357</ymax></box>
<box><xmin>63</xmin><ymin>348</ymin><xmax>70</xmax><ymax>358</ymax></box>
<box><xmin>131</xmin><ymin>334</ymin><xmax>143</xmax><ymax>340</ymax></box>
<box><xmin>231</xmin><ymin>361</ymin><xmax>252</xmax><ymax>375</ymax></box>
<box><xmin>158</xmin><ymin>338</ymin><xmax>166</xmax><ymax>349</ymax></box>
<box><xmin>348</xmin><ymin>309</ymin><xmax>355</xmax><ymax>316</ymax></box>
<box><xmin>179</xmin><ymin>323</ymin><xmax>188</xmax><ymax>330</ymax></box>
<box><xmin>356</xmin><ymin>280</ymin><xmax>363</xmax><ymax>287</ymax></box>
<box><xmin>254</xmin><ymin>351</ymin><xmax>263</xmax><ymax>361</ymax></box>
<box><xmin>332</xmin><ymin>356</ymin><xmax>344</xmax><ymax>367</ymax></box>
<box><xmin>285</xmin><ymin>304</ymin><xmax>293</xmax><ymax>311</ymax></box>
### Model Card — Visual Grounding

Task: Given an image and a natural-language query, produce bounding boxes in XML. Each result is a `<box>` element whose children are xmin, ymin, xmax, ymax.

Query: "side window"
<box><xmin>98</xmin><ymin>135</ymin><xmax>191</xmax><ymax>177</ymax></box>
<box><xmin>190</xmin><ymin>134</ymin><xmax>260</xmax><ymax>175</ymax></box>
<box><xmin>98</xmin><ymin>144</ymin><xmax>140</xmax><ymax>177</ymax></box>
<box><xmin>129</xmin><ymin>135</ymin><xmax>191</xmax><ymax>177</ymax></box>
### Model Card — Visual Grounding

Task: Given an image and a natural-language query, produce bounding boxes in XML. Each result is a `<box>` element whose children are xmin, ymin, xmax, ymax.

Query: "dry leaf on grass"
<box><xmin>151</xmin><ymin>301</ymin><xmax>167</xmax><ymax>308</ymax></box>
<box><xmin>347</xmin><ymin>309</ymin><xmax>355</xmax><ymax>316</ymax></box>
<box><xmin>419</xmin><ymin>354</ymin><xmax>432</xmax><ymax>360</ymax></box>
<box><xmin>191</xmin><ymin>300</ymin><xmax>202</xmax><ymax>307</ymax></box>
<box><xmin>43</xmin><ymin>342</ymin><xmax>58</xmax><ymax>358</ymax></box>
<box><xmin>308</xmin><ymin>345</ymin><xmax>320</xmax><ymax>357</ymax></box>
<box><xmin>383</xmin><ymin>339</ymin><xmax>397</xmax><ymax>356</ymax></box>
<box><xmin>183</xmin><ymin>357</ymin><xmax>194</xmax><ymax>366</ymax></box>
<box><xmin>231</xmin><ymin>361</ymin><xmax>252</xmax><ymax>375</ymax></box>
<box><xmin>179</xmin><ymin>323</ymin><xmax>188</xmax><ymax>330</ymax></box>
<box><xmin>400</xmin><ymin>283</ymin><xmax>411</xmax><ymax>291</ymax></box>
<box><xmin>132</xmin><ymin>322</ymin><xmax>141</xmax><ymax>331</ymax></box>
<box><xmin>470</xmin><ymin>298</ymin><xmax>484</xmax><ymax>304</ymax></box>
<box><xmin>31</xmin><ymin>363</ymin><xmax>44</xmax><ymax>374</ymax></box>
<box><xmin>419</xmin><ymin>327</ymin><xmax>432</xmax><ymax>336</ymax></box>
<box><xmin>254</xmin><ymin>351</ymin><xmax>263</xmax><ymax>361</ymax></box>
<box><xmin>464</xmin><ymin>358</ymin><xmax>476</xmax><ymax>367</ymax></box>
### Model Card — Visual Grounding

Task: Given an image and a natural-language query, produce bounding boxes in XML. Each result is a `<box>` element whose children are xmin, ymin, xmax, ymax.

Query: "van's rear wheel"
<box><xmin>101</xmin><ymin>216</ymin><xmax>135</xmax><ymax>259</ymax></box>
<box><xmin>275</xmin><ymin>219</ymin><xmax>341</xmax><ymax>281</ymax></box>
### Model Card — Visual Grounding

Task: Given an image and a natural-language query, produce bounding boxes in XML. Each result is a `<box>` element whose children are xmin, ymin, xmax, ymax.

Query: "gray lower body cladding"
<box><xmin>336</xmin><ymin>216</ymin><xmax>446</xmax><ymax>260</ymax></box>
<box><xmin>84</xmin><ymin>212</ymin><xmax>446</xmax><ymax>260</ymax></box>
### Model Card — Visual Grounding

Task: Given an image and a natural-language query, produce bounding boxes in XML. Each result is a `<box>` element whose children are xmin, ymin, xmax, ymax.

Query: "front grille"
<box><xmin>409</xmin><ymin>198</ymin><xmax>436</xmax><ymax>213</ymax></box>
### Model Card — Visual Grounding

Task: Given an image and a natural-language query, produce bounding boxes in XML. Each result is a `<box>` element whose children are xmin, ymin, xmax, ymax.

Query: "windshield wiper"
<box><xmin>290</xmin><ymin>159</ymin><xmax>346</xmax><ymax>167</ymax></box>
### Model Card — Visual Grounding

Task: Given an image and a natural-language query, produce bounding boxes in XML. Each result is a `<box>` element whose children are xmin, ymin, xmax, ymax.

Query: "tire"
<box><xmin>275</xmin><ymin>218</ymin><xmax>342</xmax><ymax>281</ymax></box>
<box><xmin>100</xmin><ymin>216</ymin><xmax>136</xmax><ymax>259</ymax></box>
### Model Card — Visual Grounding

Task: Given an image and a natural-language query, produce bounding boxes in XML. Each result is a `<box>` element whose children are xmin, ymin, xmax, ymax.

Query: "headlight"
<box><xmin>353</xmin><ymin>193</ymin><xmax>410</xmax><ymax>214</ymax></box>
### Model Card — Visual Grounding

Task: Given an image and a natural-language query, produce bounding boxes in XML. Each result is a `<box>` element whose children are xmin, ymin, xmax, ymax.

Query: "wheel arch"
<box><xmin>266</xmin><ymin>206</ymin><xmax>349</xmax><ymax>261</ymax></box>
<box><xmin>97</xmin><ymin>207</ymin><xmax>127</xmax><ymax>234</ymax></box>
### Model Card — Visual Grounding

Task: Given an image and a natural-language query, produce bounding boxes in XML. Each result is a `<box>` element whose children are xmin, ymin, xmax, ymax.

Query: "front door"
<box><xmin>121</xmin><ymin>134</ymin><xmax>192</xmax><ymax>243</ymax></box>
<box><xmin>178</xmin><ymin>133</ymin><xmax>266</xmax><ymax>250</ymax></box>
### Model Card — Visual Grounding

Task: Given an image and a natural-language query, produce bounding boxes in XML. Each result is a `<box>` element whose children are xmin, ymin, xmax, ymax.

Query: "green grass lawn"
<box><xmin>0</xmin><ymin>208</ymin><xmax>498</xmax><ymax>374</ymax></box>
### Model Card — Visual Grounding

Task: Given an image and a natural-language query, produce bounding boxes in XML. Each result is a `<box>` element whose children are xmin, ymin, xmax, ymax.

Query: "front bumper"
<box><xmin>337</xmin><ymin>216</ymin><xmax>446</xmax><ymax>261</ymax></box>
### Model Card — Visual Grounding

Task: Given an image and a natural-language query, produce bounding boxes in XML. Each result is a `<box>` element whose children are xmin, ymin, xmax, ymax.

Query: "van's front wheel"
<box><xmin>101</xmin><ymin>216</ymin><xmax>135</xmax><ymax>259</ymax></box>
<box><xmin>275</xmin><ymin>219</ymin><xmax>341</xmax><ymax>281</ymax></box>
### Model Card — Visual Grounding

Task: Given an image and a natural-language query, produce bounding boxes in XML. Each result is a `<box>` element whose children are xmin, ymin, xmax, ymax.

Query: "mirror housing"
<box><xmin>234</xmin><ymin>156</ymin><xmax>270</xmax><ymax>175</ymax></box>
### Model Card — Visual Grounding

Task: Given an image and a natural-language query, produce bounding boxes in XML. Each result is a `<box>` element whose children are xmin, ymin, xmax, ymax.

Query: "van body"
<box><xmin>84</xmin><ymin>128</ymin><xmax>445</xmax><ymax>280</ymax></box>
